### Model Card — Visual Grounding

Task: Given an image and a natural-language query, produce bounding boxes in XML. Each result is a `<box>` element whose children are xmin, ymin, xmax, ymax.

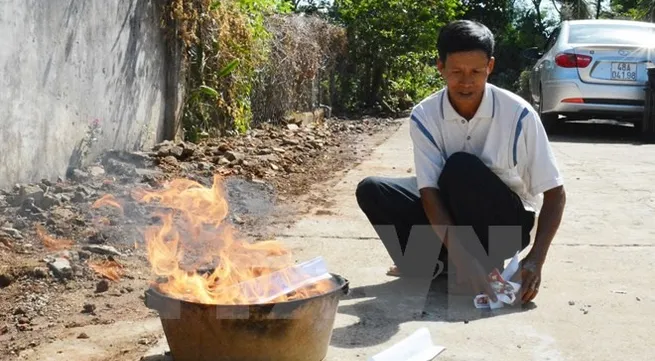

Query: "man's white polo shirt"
<box><xmin>409</xmin><ymin>83</ymin><xmax>564</xmax><ymax>212</ymax></box>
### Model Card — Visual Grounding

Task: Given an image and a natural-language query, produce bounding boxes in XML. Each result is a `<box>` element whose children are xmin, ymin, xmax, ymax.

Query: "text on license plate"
<box><xmin>611</xmin><ymin>62</ymin><xmax>637</xmax><ymax>80</ymax></box>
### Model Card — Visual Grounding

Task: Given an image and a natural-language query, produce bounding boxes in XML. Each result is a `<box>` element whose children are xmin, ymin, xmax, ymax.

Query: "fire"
<box><xmin>35</xmin><ymin>224</ymin><xmax>74</xmax><ymax>251</ymax></box>
<box><xmin>88</xmin><ymin>259</ymin><xmax>124</xmax><ymax>281</ymax></box>
<box><xmin>125</xmin><ymin>175</ymin><xmax>336</xmax><ymax>305</ymax></box>
<box><xmin>92</xmin><ymin>194</ymin><xmax>124</xmax><ymax>216</ymax></box>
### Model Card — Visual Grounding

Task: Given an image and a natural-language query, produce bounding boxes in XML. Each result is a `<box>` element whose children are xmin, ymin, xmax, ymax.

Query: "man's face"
<box><xmin>437</xmin><ymin>50</ymin><xmax>494</xmax><ymax>107</ymax></box>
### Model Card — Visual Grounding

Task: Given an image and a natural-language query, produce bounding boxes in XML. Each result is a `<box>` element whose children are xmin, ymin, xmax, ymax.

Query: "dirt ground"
<box><xmin>0</xmin><ymin>115</ymin><xmax>402</xmax><ymax>360</ymax></box>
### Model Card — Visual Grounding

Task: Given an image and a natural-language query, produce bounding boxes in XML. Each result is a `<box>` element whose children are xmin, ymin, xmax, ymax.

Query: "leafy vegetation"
<box><xmin>160</xmin><ymin>0</ymin><xmax>655</xmax><ymax>141</ymax></box>
<box><xmin>328</xmin><ymin>0</ymin><xmax>461</xmax><ymax>113</ymax></box>
<box><xmin>163</xmin><ymin>0</ymin><xmax>292</xmax><ymax>142</ymax></box>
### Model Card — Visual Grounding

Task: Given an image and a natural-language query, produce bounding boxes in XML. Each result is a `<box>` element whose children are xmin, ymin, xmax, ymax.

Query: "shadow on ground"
<box><xmin>330</xmin><ymin>276</ymin><xmax>536</xmax><ymax>349</ymax></box>
<box><xmin>548</xmin><ymin>120</ymin><xmax>644</xmax><ymax>145</ymax></box>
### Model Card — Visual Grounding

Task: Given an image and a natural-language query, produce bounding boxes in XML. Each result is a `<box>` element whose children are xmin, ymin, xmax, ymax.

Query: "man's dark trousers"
<box><xmin>355</xmin><ymin>152</ymin><xmax>535</xmax><ymax>278</ymax></box>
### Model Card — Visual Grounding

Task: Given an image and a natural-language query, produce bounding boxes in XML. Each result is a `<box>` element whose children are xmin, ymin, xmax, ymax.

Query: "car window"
<box><xmin>544</xmin><ymin>27</ymin><xmax>560</xmax><ymax>51</ymax></box>
<box><xmin>568</xmin><ymin>23</ymin><xmax>655</xmax><ymax>45</ymax></box>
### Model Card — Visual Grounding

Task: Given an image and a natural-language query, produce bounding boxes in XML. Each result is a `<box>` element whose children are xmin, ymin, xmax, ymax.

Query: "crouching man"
<box><xmin>356</xmin><ymin>20</ymin><xmax>566</xmax><ymax>304</ymax></box>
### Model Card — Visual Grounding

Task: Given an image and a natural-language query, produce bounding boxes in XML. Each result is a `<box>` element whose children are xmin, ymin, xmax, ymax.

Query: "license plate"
<box><xmin>611</xmin><ymin>62</ymin><xmax>637</xmax><ymax>80</ymax></box>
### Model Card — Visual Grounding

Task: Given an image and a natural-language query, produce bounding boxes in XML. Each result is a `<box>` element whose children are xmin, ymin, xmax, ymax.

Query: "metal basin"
<box><xmin>144</xmin><ymin>273</ymin><xmax>350</xmax><ymax>361</ymax></box>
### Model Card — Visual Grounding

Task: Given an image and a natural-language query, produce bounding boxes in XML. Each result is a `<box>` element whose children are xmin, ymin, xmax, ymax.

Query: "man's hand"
<box><xmin>513</xmin><ymin>185</ymin><xmax>564</xmax><ymax>304</ymax></box>
<box><xmin>513</xmin><ymin>252</ymin><xmax>544</xmax><ymax>304</ymax></box>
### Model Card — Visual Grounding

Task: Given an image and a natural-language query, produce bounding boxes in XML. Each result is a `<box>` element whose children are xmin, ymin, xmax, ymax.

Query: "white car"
<box><xmin>523</xmin><ymin>19</ymin><xmax>655</xmax><ymax>131</ymax></box>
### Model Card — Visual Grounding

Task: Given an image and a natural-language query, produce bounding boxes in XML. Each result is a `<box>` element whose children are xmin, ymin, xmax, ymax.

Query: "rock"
<box><xmin>82</xmin><ymin>245</ymin><xmax>123</xmax><ymax>257</ymax></box>
<box><xmin>72</xmin><ymin>192</ymin><xmax>87</xmax><ymax>203</ymax></box>
<box><xmin>78</xmin><ymin>250</ymin><xmax>92</xmax><ymax>260</ymax></box>
<box><xmin>218</xmin><ymin>143</ymin><xmax>230</xmax><ymax>152</ymax></box>
<box><xmin>217</xmin><ymin>157</ymin><xmax>231</xmax><ymax>165</ymax></box>
<box><xmin>282</xmin><ymin>139</ymin><xmax>299</xmax><ymax>146</ymax></box>
<box><xmin>104</xmin><ymin>159</ymin><xmax>138</xmax><ymax>177</ymax></box>
<box><xmin>156</xmin><ymin>145</ymin><xmax>172</xmax><ymax>157</ymax></box>
<box><xmin>179</xmin><ymin>142</ymin><xmax>198</xmax><ymax>158</ymax></box>
<box><xmin>77</xmin><ymin>332</ymin><xmax>89</xmax><ymax>339</ymax></box>
<box><xmin>31</xmin><ymin>267</ymin><xmax>48</xmax><ymax>278</ymax></box>
<box><xmin>179</xmin><ymin>163</ymin><xmax>197</xmax><ymax>172</ymax></box>
<box><xmin>9</xmin><ymin>185</ymin><xmax>44</xmax><ymax>207</ymax></box>
<box><xmin>1</xmin><ymin>228</ymin><xmax>23</xmax><ymax>239</ymax></box>
<box><xmin>82</xmin><ymin>303</ymin><xmax>96</xmax><ymax>314</ymax></box>
<box><xmin>50</xmin><ymin>208</ymin><xmax>75</xmax><ymax>221</ymax></box>
<box><xmin>157</xmin><ymin>144</ymin><xmax>184</xmax><ymax>159</ymax></box>
<box><xmin>224</xmin><ymin>151</ymin><xmax>245</xmax><ymax>162</ymax></box>
<box><xmin>197</xmin><ymin>162</ymin><xmax>213</xmax><ymax>171</ymax></box>
<box><xmin>162</xmin><ymin>156</ymin><xmax>178</xmax><ymax>165</ymax></box>
<box><xmin>88</xmin><ymin>166</ymin><xmax>106</xmax><ymax>177</ymax></box>
<box><xmin>87</xmin><ymin>232</ymin><xmax>107</xmax><ymax>245</ymax></box>
<box><xmin>0</xmin><ymin>273</ymin><xmax>13</xmax><ymax>288</ymax></box>
<box><xmin>257</xmin><ymin>154</ymin><xmax>280</xmax><ymax>163</ymax></box>
<box><xmin>95</xmin><ymin>279</ymin><xmax>109</xmax><ymax>293</ymax></box>
<box><xmin>54</xmin><ymin>194</ymin><xmax>72</xmax><ymax>205</ymax></box>
<box><xmin>71</xmin><ymin>169</ymin><xmax>90</xmax><ymax>182</ymax></box>
<box><xmin>40</xmin><ymin>194</ymin><xmax>61</xmax><ymax>209</ymax></box>
<box><xmin>57</xmin><ymin>250</ymin><xmax>80</xmax><ymax>262</ymax></box>
<box><xmin>19</xmin><ymin>198</ymin><xmax>44</xmax><ymax>218</ymax></box>
<box><xmin>170</xmin><ymin>146</ymin><xmax>184</xmax><ymax>158</ymax></box>
<box><xmin>47</xmin><ymin>258</ymin><xmax>72</xmax><ymax>279</ymax></box>
<box><xmin>135</xmin><ymin>168</ymin><xmax>164</xmax><ymax>178</ymax></box>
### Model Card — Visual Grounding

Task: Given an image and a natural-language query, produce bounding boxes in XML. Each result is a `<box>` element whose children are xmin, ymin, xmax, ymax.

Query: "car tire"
<box><xmin>538</xmin><ymin>86</ymin><xmax>559</xmax><ymax>134</ymax></box>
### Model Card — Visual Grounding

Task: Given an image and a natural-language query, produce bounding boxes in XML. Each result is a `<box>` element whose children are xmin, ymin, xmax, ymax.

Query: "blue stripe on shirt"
<box><xmin>491</xmin><ymin>90</ymin><xmax>496</xmax><ymax>118</ymax></box>
<box><xmin>513</xmin><ymin>107</ymin><xmax>530</xmax><ymax>166</ymax></box>
<box><xmin>411</xmin><ymin>113</ymin><xmax>441</xmax><ymax>153</ymax></box>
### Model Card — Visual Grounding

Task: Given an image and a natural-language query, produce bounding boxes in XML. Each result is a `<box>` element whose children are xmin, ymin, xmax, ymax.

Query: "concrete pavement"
<box><xmin>280</xmin><ymin>119</ymin><xmax>655</xmax><ymax>360</ymax></box>
<box><xmin>145</xmin><ymin>119</ymin><xmax>655</xmax><ymax>360</ymax></box>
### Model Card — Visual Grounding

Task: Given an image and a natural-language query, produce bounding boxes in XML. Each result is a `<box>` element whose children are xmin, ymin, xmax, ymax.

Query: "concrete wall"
<box><xmin>0</xmin><ymin>0</ymin><xmax>171</xmax><ymax>188</ymax></box>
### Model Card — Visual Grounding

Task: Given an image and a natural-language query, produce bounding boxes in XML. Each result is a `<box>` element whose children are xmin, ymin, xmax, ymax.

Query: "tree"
<box><xmin>551</xmin><ymin>0</ymin><xmax>594</xmax><ymax>20</ymax></box>
<box><xmin>611</xmin><ymin>0</ymin><xmax>655</xmax><ymax>20</ymax></box>
<box><xmin>330</xmin><ymin>0</ymin><xmax>461</xmax><ymax>111</ymax></box>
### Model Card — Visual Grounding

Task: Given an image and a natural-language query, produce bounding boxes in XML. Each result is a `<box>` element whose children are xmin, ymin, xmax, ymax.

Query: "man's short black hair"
<box><xmin>437</xmin><ymin>20</ymin><xmax>495</xmax><ymax>62</ymax></box>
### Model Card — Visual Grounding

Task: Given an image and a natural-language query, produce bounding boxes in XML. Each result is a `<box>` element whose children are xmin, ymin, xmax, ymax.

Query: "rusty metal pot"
<box><xmin>144</xmin><ymin>273</ymin><xmax>350</xmax><ymax>361</ymax></box>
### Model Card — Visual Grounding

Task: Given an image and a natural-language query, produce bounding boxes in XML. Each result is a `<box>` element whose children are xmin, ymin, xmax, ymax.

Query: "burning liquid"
<box><xmin>124</xmin><ymin>175</ymin><xmax>336</xmax><ymax>305</ymax></box>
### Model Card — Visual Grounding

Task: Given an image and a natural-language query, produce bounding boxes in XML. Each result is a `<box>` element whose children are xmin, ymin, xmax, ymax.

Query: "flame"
<box><xmin>129</xmin><ymin>175</ymin><xmax>336</xmax><ymax>305</ymax></box>
<box><xmin>35</xmin><ymin>224</ymin><xmax>74</xmax><ymax>251</ymax></box>
<box><xmin>88</xmin><ymin>259</ymin><xmax>124</xmax><ymax>281</ymax></box>
<box><xmin>92</xmin><ymin>194</ymin><xmax>124</xmax><ymax>216</ymax></box>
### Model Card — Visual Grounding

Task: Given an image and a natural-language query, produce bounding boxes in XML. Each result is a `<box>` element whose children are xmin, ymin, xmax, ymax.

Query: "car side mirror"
<box><xmin>522</xmin><ymin>47</ymin><xmax>543</xmax><ymax>60</ymax></box>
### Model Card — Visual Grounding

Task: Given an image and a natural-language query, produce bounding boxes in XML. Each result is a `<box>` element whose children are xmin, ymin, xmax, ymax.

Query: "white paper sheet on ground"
<box><xmin>368</xmin><ymin>327</ymin><xmax>446</xmax><ymax>361</ymax></box>
<box><xmin>474</xmin><ymin>252</ymin><xmax>523</xmax><ymax>309</ymax></box>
